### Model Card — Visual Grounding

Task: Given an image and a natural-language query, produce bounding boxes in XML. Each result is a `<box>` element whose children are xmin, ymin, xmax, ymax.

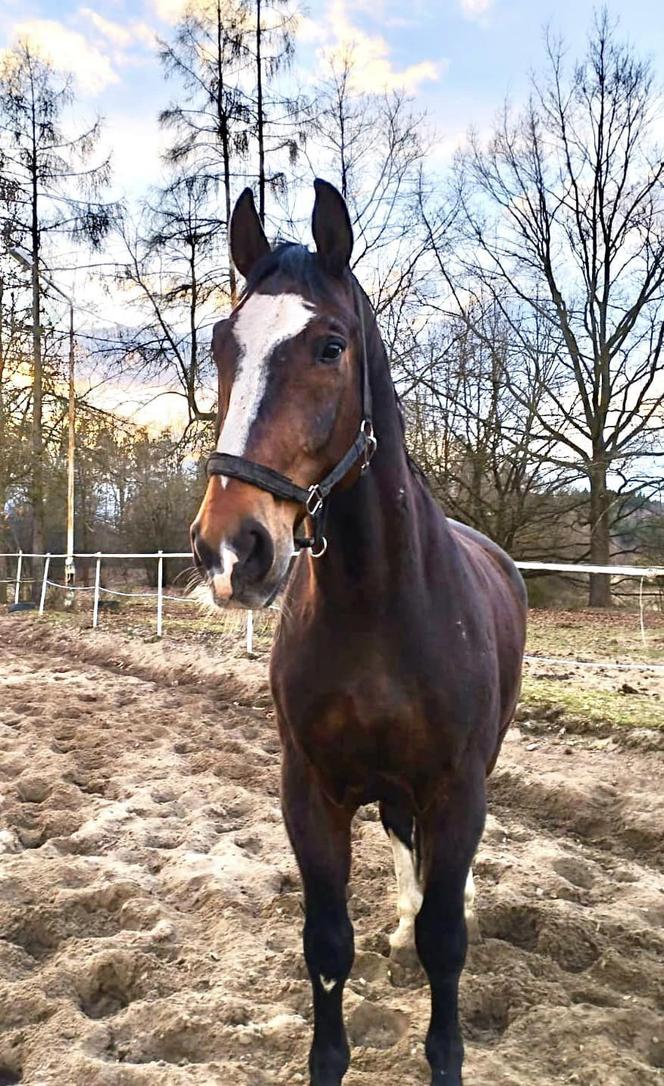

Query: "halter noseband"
<box><xmin>205</xmin><ymin>280</ymin><xmax>377</xmax><ymax>558</ymax></box>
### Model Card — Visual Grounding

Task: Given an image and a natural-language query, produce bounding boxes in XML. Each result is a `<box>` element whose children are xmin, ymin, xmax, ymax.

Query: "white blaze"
<box><xmin>211</xmin><ymin>546</ymin><xmax>238</xmax><ymax>601</ymax></box>
<box><xmin>217</xmin><ymin>292</ymin><xmax>316</xmax><ymax>468</ymax></box>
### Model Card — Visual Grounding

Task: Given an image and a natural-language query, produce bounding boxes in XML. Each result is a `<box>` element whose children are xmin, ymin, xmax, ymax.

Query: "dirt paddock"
<box><xmin>0</xmin><ymin>615</ymin><xmax>662</xmax><ymax>1085</ymax></box>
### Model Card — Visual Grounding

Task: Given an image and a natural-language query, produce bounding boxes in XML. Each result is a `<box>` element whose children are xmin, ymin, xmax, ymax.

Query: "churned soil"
<box><xmin>0</xmin><ymin>616</ymin><xmax>662</xmax><ymax>1085</ymax></box>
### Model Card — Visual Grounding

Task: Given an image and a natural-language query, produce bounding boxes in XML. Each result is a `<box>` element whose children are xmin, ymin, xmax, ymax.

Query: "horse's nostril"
<box><xmin>190</xmin><ymin>527</ymin><xmax>222</xmax><ymax>575</ymax></box>
<box><xmin>237</xmin><ymin>520</ymin><xmax>274</xmax><ymax>584</ymax></box>
<box><xmin>190</xmin><ymin>523</ymin><xmax>203</xmax><ymax>566</ymax></box>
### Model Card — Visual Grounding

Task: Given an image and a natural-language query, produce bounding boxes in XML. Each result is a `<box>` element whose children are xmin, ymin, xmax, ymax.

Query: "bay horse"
<box><xmin>191</xmin><ymin>179</ymin><xmax>527</xmax><ymax>1085</ymax></box>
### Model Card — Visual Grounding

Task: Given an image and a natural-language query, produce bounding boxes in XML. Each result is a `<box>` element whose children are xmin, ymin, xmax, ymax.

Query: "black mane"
<box><xmin>244</xmin><ymin>242</ymin><xmax>340</xmax><ymax>303</ymax></box>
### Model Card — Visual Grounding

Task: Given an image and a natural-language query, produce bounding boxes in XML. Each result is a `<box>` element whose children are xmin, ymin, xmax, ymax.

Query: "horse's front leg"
<box><xmin>281</xmin><ymin>738</ymin><xmax>354</xmax><ymax>1086</ymax></box>
<box><xmin>416</xmin><ymin>768</ymin><xmax>486</xmax><ymax>1085</ymax></box>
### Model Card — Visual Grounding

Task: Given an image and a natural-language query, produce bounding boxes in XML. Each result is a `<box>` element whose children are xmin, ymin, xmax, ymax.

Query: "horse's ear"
<box><xmin>311</xmin><ymin>178</ymin><xmax>353</xmax><ymax>277</ymax></box>
<box><xmin>230</xmin><ymin>188</ymin><xmax>270</xmax><ymax>278</ymax></box>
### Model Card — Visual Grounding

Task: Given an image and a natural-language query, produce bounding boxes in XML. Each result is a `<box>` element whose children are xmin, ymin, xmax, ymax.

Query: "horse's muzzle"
<box><xmin>190</xmin><ymin>516</ymin><xmax>283</xmax><ymax>609</ymax></box>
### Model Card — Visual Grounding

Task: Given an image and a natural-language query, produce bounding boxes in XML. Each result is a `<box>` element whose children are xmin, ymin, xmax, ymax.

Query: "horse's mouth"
<box><xmin>200</xmin><ymin>557</ymin><xmax>294</xmax><ymax>612</ymax></box>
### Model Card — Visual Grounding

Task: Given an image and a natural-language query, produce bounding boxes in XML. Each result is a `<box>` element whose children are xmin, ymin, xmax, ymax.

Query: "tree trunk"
<box><xmin>255</xmin><ymin>0</ymin><xmax>266</xmax><ymax>225</ymax></box>
<box><xmin>216</xmin><ymin>0</ymin><xmax>237</xmax><ymax>304</ymax></box>
<box><xmin>30</xmin><ymin>112</ymin><xmax>44</xmax><ymax>594</ymax></box>
<box><xmin>0</xmin><ymin>497</ymin><xmax>6</xmax><ymax>606</ymax></box>
<box><xmin>223</xmin><ymin>131</ymin><xmax>237</xmax><ymax>303</ymax></box>
<box><xmin>0</xmin><ymin>281</ymin><xmax>8</xmax><ymax>604</ymax></box>
<box><xmin>588</xmin><ymin>458</ymin><xmax>612</xmax><ymax>607</ymax></box>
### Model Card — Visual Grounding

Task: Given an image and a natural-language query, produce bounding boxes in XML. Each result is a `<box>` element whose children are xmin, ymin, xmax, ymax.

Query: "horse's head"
<box><xmin>191</xmin><ymin>179</ymin><xmax>369</xmax><ymax>609</ymax></box>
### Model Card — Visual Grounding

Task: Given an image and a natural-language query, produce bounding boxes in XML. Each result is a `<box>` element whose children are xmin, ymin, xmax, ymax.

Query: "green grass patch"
<box><xmin>520</xmin><ymin>675</ymin><xmax>663</xmax><ymax>732</ymax></box>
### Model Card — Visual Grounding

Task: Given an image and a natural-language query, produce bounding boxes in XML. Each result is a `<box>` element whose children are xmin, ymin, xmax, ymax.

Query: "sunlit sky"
<box><xmin>2</xmin><ymin>0</ymin><xmax>661</xmax><ymax>202</ymax></box>
<box><xmin>1</xmin><ymin>0</ymin><xmax>662</xmax><ymax>429</ymax></box>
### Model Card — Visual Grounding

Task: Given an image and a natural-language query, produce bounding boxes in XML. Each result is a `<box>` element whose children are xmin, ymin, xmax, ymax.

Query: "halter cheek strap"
<box><xmin>205</xmin><ymin>279</ymin><xmax>377</xmax><ymax>558</ymax></box>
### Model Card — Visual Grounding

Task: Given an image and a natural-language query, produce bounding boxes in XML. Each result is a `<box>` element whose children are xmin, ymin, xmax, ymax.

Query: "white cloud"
<box><xmin>79</xmin><ymin>7</ymin><xmax>133</xmax><ymax>48</ymax></box>
<box><xmin>78</xmin><ymin>9</ymin><xmax>158</xmax><ymax>56</ymax></box>
<box><xmin>314</xmin><ymin>0</ymin><xmax>443</xmax><ymax>94</ymax></box>
<box><xmin>151</xmin><ymin>0</ymin><xmax>440</xmax><ymax>93</ymax></box>
<box><xmin>296</xmin><ymin>16</ymin><xmax>326</xmax><ymax>46</ymax></box>
<box><xmin>459</xmin><ymin>0</ymin><xmax>494</xmax><ymax>22</ymax></box>
<box><xmin>151</xmin><ymin>0</ymin><xmax>180</xmax><ymax>22</ymax></box>
<box><xmin>151</xmin><ymin>0</ymin><xmax>292</xmax><ymax>32</ymax></box>
<box><xmin>102</xmin><ymin>112</ymin><xmax>170</xmax><ymax>198</ymax></box>
<box><xmin>129</xmin><ymin>22</ymin><xmax>159</xmax><ymax>50</ymax></box>
<box><xmin>151</xmin><ymin>0</ymin><xmax>194</xmax><ymax>23</ymax></box>
<box><xmin>9</xmin><ymin>19</ymin><xmax>118</xmax><ymax>93</ymax></box>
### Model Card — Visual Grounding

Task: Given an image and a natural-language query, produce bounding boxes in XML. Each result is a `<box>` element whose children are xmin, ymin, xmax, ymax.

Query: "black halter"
<box><xmin>205</xmin><ymin>279</ymin><xmax>377</xmax><ymax>558</ymax></box>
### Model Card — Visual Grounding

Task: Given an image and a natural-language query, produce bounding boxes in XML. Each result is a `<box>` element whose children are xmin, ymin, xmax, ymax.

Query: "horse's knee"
<box><xmin>304</xmin><ymin>908</ymin><xmax>354</xmax><ymax>987</ymax></box>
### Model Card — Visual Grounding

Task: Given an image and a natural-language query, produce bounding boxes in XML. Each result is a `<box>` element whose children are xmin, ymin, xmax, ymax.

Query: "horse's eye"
<box><xmin>318</xmin><ymin>338</ymin><xmax>346</xmax><ymax>364</ymax></box>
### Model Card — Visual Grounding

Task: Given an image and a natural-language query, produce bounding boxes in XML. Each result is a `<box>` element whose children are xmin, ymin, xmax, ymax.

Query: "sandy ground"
<box><xmin>0</xmin><ymin>616</ymin><xmax>662</xmax><ymax>1086</ymax></box>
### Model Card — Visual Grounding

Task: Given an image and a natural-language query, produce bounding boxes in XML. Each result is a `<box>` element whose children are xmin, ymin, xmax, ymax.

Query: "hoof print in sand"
<box><xmin>462</xmin><ymin>982</ymin><xmax>510</xmax><ymax>1042</ymax></box>
<box><xmin>76</xmin><ymin>952</ymin><xmax>145</xmax><ymax>1020</ymax></box>
<box><xmin>387</xmin><ymin>942</ymin><xmax>425</xmax><ymax>989</ymax></box>
<box><xmin>480</xmin><ymin>902</ymin><xmax>541</xmax><ymax>952</ymax></box>
<box><xmin>347</xmin><ymin>1000</ymin><xmax>409</xmax><ymax>1049</ymax></box>
<box><xmin>0</xmin><ymin>1068</ymin><xmax>22</xmax><ymax>1085</ymax></box>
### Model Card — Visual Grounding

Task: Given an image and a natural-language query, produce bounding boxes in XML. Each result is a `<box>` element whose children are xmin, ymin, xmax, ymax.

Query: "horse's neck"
<box><xmin>308</xmin><ymin>333</ymin><xmax>440</xmax><ymax>605</ymax></box>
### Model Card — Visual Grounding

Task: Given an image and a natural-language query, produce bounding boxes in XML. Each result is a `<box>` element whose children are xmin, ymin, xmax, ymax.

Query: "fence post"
<box><xmin>14</xmin><ymin>551</ymin><xmax>23</xmax><ymax>606</ymax></box>
<box><xmin>246</xmin><ymin>611</ymin><xmax>254</xmax><ymax>656</ymax></box>
<box><xmin>156</xmin><ymin>550</ymin><xmax>164</xmax><ymax>638</ymax></box>
<box><xmin>92</xmin><ymin>553</ymin><xmax>102</xmax><ymax>628</ymax></box>
<box><xmin>39</xmin><ymin>554</ymin><xmax>51</xmax><ymax>614</ymax></box>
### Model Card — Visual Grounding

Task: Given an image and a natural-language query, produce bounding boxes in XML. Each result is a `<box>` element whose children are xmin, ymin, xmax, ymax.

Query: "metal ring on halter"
<box><xmin>310</xmin><ymin>536</ymin><xmax>328</xmax><ymax>559</ymax></box>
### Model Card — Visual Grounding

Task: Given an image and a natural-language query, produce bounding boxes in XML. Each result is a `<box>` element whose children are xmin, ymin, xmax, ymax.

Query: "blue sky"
<box><xmin>1</xmin><ymin>0</ymin><xmax>661</xmax><ymax>204</ymax></box>
<box><xmin>1</xmin><ymin>0</ymin><xmax>660</xmax><ymax>429</ymax></box>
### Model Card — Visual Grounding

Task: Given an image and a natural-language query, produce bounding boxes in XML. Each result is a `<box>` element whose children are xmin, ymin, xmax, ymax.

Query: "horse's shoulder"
<box><xmin>447</xmin><ymin>519</ymin><xmax>527</xmax><ymax>608</ymax></box>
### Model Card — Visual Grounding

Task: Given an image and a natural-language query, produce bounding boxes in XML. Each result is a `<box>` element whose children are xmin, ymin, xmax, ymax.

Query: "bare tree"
<box><xmin>402</xmin><ymin>301</ymin><xmax>586</xmax><ymax>557</ymax></box>
<box><xmin>116</xmin><ymin>429</ymin><xmax>201</xmax><ymax>584</ymax></box>
<box><xmin>116</xmin><ymin>173</ymin><xmax>223</xmax><ymax>434</ymax></box>
<box><xmin>0</xmin><ymin>259</ymin><xmax>32</xmax><ymax>593</ymax></box>
<box><xmin>159</xmin><ymin>0</ymin><xmax>251</xmax><ymax>304</ymax></box>
<box><xmin>310</xmin><ymin>55</ymin><xmax>427</xmax><ymax>300</ymax></box>
<box><xmin>440</xmin><ymin>11</ymin><xmax>664</xmax><ymax>604</ymax></box>
<box><xmin>0</xmin><ymin>42</ymin><xmax>114</xmax><ymax>562</ymax></box>
<box><xmin>248</xmin><ymin>0</ymin><xmax>300</xmax><ymax>224</ymax></box>
<box><xmin>159</xmin><ymin>0</ymin><xmax>300</xmax><ymax>303</ymax></box>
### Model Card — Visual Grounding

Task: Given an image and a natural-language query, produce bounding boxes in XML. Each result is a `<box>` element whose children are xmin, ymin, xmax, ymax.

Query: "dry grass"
<box><xmin>526</xmin><ymin>607</ymin><xmax>664</xmax><ymax>665</ymax></box>
<box><xmin>522</xmin><ymin>609</ymin><xmax>663</xmax><ymax>734</ymax></box>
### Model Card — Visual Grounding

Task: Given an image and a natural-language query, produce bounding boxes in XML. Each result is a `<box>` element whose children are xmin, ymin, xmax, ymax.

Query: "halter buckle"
<box><xmin>306</xmin><ymin>484</ymin><xmax>324</xmax><ymax>517</ymax></box>
<box><xmin>361</xmin><ymin>419</ymin><xmax>377</xmax><ymax>473</ymax></box>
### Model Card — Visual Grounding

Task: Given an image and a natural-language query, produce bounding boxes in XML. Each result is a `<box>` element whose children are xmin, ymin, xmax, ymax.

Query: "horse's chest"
<box><xmin>270</xmin><ymin>608</ymin><xmax>501</xmax><ymax>803</ymax></box>
<box><xmin>274</xmin><ymin>650</ymin><xmax>475</xmax><ymax>788</ymax></box>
